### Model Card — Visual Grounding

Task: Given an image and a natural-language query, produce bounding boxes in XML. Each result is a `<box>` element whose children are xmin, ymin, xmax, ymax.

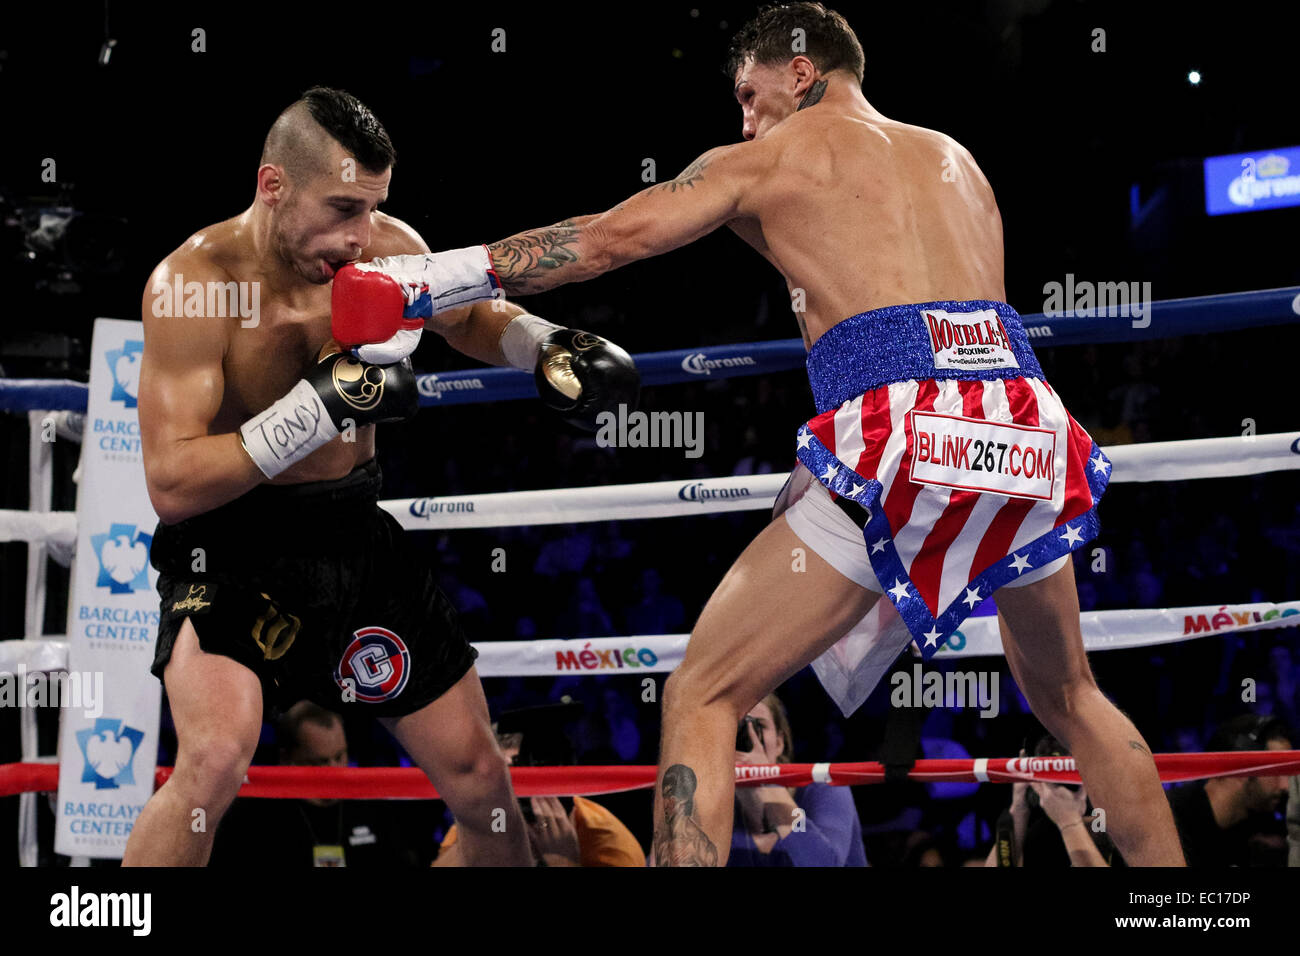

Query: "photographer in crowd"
<box><xmin>984</xmin><ymin>735</ymin><xmax>1120</xmax><ymax>867</ymax></box>
<box><xmin>727</xmin><ymin>693</ymin><xmax>867</xmax><ymax>867</ymax></box>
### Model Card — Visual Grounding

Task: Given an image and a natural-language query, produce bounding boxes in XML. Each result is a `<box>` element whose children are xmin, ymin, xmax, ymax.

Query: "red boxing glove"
<box><xmin>330</xmin><ymin>264</ymin><xmax>423</xmax><ymax>350</ymax></box>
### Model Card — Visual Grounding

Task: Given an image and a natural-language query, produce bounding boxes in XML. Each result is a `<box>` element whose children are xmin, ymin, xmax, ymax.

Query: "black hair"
<box><xmin>261</xmin><ymin>86</ymin><xmax>396</xmax><ymax>179</ymax></box>
<box><xmin>725</xmin><ymin>3</ymin><xmax>865</xmax><ymax>85</ymax></box>
<box><xmin>1207</xmin><ymin>713</ymin><xmax>1292</xmax><ymax>753</ymax></box>
<box><xmin>298</xmin><ymin>86</ymin><xmax>396</xmax><ymax>173</ymax></box>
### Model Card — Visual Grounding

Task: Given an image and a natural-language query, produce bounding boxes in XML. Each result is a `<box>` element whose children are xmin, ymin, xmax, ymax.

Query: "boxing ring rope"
<box><xmin>1</xmin><ymin>430</ymin><xmax>1296</xmax><ymax>541</ymax></box>
<box><xmin>3</xmin><ymin>751</ymin><xmax>1299</xmax><ymax>801</ymax></box>
<box><xmin>5</xmin><ymin>597</ymin><xmax>1298</xmax><ymax>678</ymax></box>
<box><xmin>2</xmin><ymin>286</ymin><xmax>1298</xmax><ymax>416</ymax></box>
<box><xmin>375</xmin><ymin>429</ymin><xmax>1300</xmax><ymax>529</ymax></box>
<box><xmin>1</xmin><ymin>285</ymin><xmax>1297</xmax><ymax>845</ymax></box>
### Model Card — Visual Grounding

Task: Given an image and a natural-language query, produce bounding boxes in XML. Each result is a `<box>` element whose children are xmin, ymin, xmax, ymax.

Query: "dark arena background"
<box><xmin>0</xmin><ymin>0</ymin><xmax>1298</xmax><ymax>931</ymax></box>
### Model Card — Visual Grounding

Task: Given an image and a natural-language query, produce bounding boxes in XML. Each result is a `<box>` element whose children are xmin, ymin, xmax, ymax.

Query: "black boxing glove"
<box><xmin>534</xmin><ymin>329</ymin><xmax>640</xmax><ymax>431</ymax></box>
<box><xmin>239</xmin><ymin>352</ymin><xmax>418</xmax><ymax>478</ymax></box>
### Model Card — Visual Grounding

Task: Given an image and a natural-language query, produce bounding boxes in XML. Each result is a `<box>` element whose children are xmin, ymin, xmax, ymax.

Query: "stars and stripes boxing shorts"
<box><xmin>784</xmin><ymin>300</ymin><xmax>1112</xmax><ymax>714</ymax></box>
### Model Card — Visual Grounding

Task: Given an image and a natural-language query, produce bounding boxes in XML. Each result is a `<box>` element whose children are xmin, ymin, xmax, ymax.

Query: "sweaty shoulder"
<box><xmin>142</xmin><ymin>217</ymin><xmax>248</xmax><ymax>348</ymax></box>
<box><xmin>154</xmin><ymin>215</ymin><xmax>250</xmax><ymax>284</ymax></box>
<box><xmin>758</xmin><ymin>111</ymin><xmax>992</xmax><ymax>202</ymax></box>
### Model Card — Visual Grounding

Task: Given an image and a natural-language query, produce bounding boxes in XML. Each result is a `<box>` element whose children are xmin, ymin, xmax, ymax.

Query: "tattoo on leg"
<box><xmin>653</xmin><ymin>764</ymin><xmax>718</xmax><ymax>866</ymax></box>
<box><xmin>797</xmin><ymin>79</ymin><xmax>828</xmax><ymax>110</ymax></box>
<box><xmin>1128</xmin><ymin>739</ymin><xmax>1151</xmax><ymax>756</ymax></box>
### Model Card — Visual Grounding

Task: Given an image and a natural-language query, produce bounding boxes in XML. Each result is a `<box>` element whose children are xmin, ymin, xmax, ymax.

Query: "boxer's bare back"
<box><xmin>488</xmin><ymin>60</ymin><xmax>1004</xmax><ymax>353</ymax></box>
<box><xmin>721</xmin><ymin>61</ymin><xmax>1006</xmax><ymax>349</ymax></box>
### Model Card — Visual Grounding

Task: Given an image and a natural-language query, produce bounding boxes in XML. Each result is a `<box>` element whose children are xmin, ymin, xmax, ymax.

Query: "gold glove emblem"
<box><xmin>330</xmin><ymin>355</ymin><xmax>386</xmax><ymax>412</ymax></box>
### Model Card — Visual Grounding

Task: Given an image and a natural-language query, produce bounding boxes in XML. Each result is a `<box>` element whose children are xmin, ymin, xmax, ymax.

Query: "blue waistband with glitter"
<box><xmin>805</xmin><ymin>301</ymin><xmax>1044</xmax><ymax>415</ymax></box>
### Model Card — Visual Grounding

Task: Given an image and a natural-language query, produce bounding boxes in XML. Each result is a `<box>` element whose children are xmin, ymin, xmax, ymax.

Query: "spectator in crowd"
<box><xmin>984</xmin><ymin>736</ymin><xmax>1118</xmax><ymax>866</ymax></box>
<box><xmin>727</xmin><ymin>693</ymin><xmax>867</xmax><ymax>866</ymax></box>
<box><xmin>435</xmin><ymin>701</ymin><xmax>643</xmax><ymax>866</ymax></box>
<box><xmin>1020</xmin><ymin>781</ymin><xmax>1111</xmax><ymax>867</ymax></box>
<box><xmin>1168</xmin><ymin>714</ymin><xmax>1293</xmax><ymax>866</ymax></box>
<box><xmin>210</xmin><ymin>702</ymin><xmax>438</xmax><ymax>867</ymax></box>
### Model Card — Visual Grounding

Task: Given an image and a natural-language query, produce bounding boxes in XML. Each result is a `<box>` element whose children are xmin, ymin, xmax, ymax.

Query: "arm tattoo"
<box><xmin>797</xmin><ymin>79</ymin><xmax>827</xmax><ymax>110</ymax></box>
<box><xmin>652</xmin><ymin>764</ymin><xmax>719</xmax><ymax>866</ymax></box>
<box><xmin>653</xmin><ymin>156</ymin><xmax>711</xmax><ymax>193</ymax></box>
<box><xmin>1128</xmin><ymin>739</ymin><xmax>1151</xmax><ymax>756</ymax></box>
<box><xmin>487</xmin><ymin>220</ymin><xmax>583</xmax><ymax>294</ymax></box>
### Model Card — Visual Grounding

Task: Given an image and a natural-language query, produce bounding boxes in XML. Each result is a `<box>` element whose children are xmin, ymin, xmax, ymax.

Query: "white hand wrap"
<box><xmin>239</xmin><ymin>379</ymin><xmax>340</xmax><ymax>479</ymax></box>
<box><xmin>354</xmin><ymin>245</ymin><xmax>500</xmax><ymax>315</ymax></box>
<box><xmin>354</xmin><ymin>327</ymin><xmax>423</xmax><ymax>365</ymax></box>
<box><xmin>499</xmin><ymin>314</ymin><xmax>563</xmax><ymax>370</ymax></box>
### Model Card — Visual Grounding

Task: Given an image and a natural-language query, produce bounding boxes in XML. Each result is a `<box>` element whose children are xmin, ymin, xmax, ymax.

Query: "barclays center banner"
<box><xmin>55</xmin><ymin>318</ymin><xmax>162</xmax><ymax>858</ymax></box>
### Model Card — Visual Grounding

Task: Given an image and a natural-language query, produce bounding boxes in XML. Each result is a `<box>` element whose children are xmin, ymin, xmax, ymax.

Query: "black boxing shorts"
<box><xmin>149</xmin><ymin>459</ymin><xmax>477</xmax><ymax>718</ymax></box>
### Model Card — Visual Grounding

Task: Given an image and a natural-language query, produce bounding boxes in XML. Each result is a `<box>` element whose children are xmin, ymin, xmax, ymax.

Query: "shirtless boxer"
<box><xmin>126</xmin><ymin>87</ymin><xmax>635</xmax><ymax>866</ymax></box>
<box><xmin>342</xmin><ymin>3</ymin><xmax>1184</xmax><ymax>866</ymax></box>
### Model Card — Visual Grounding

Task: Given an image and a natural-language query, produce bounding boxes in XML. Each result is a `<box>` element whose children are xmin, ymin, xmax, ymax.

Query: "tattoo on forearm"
<box><xmin>653</xmin><ymin>156</ymin><xmax>711</xmax><ymax>193</ymax></box>
<box><xmin>797</xmin><ymin>79</ymin><xmax>827</xmax><ymax>110</ymax></box>
<box><xmin>653</xmin><ymin>764</ymin><xmax>719</xmax><ymax>867</ymax></box>
<box><xmin>487</xmin><ymin>220</ymin><xmax>583</xmax><ymax>294</ymax></box>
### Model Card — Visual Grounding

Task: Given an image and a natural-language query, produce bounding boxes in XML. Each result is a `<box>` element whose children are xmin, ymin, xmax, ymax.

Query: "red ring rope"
<box><xmin>2</xmin><ymin>751</ymin><xmax>1296</xmax><ymax>800</ymax></box>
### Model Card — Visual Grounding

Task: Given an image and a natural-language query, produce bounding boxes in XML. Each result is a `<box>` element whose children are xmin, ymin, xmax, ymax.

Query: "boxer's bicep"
<box><xmin>592</xmin><ymin>146</ymin><xmax>750</xmax><ymax>268</ymax></box>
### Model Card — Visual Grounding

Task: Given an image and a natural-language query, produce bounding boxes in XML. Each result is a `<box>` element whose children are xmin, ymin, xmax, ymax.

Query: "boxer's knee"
<box><xmin>663</xmin><ymin>664</ymin><xmax>743</xmax><ymax>726</ymax></box>
<box><xmin>440</xmin><ymin>750</ymin><xmax>515</xmax><ymax>823</ymax></box>
<box><xmin>464</xmin><ymin>749</ymin><xmax>513</xmax><ymax>797</ymax></box>
<box><xmin>173</xmin><ymin>697</ymin><xmax>259</xmax><ymax>800</ymax></box>
<box><xmin>173</xmin><ymin>732</ymin><xmax>256</xmax><ymax>809</ymax></box>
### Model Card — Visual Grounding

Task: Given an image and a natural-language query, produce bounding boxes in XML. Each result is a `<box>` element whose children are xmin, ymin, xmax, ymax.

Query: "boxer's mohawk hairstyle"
<box><xmin>724</xmin><ymin>2</ymin><xmax>865</xmax><ymax>85</ymax></box>
<box><xmin>262</xmin><ymin>86</ymin><xmax>396</xmax><ymax>178</ymax></box>
<box><xmin>300</xmin><ymin>86</ymin><xmax>396</xmax><ymax>173</ymax></box>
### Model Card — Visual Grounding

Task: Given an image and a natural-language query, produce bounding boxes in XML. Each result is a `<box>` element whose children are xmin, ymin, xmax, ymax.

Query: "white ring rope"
<box><xmin>2</xmin><ymin>430</ymin><xmax>1295</xmax><ymax>540</ymax></box>
<box><xmin>5</xmin><ymin>599</ymin><xmax>1295</xmax><ymax>677</ymax></box>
